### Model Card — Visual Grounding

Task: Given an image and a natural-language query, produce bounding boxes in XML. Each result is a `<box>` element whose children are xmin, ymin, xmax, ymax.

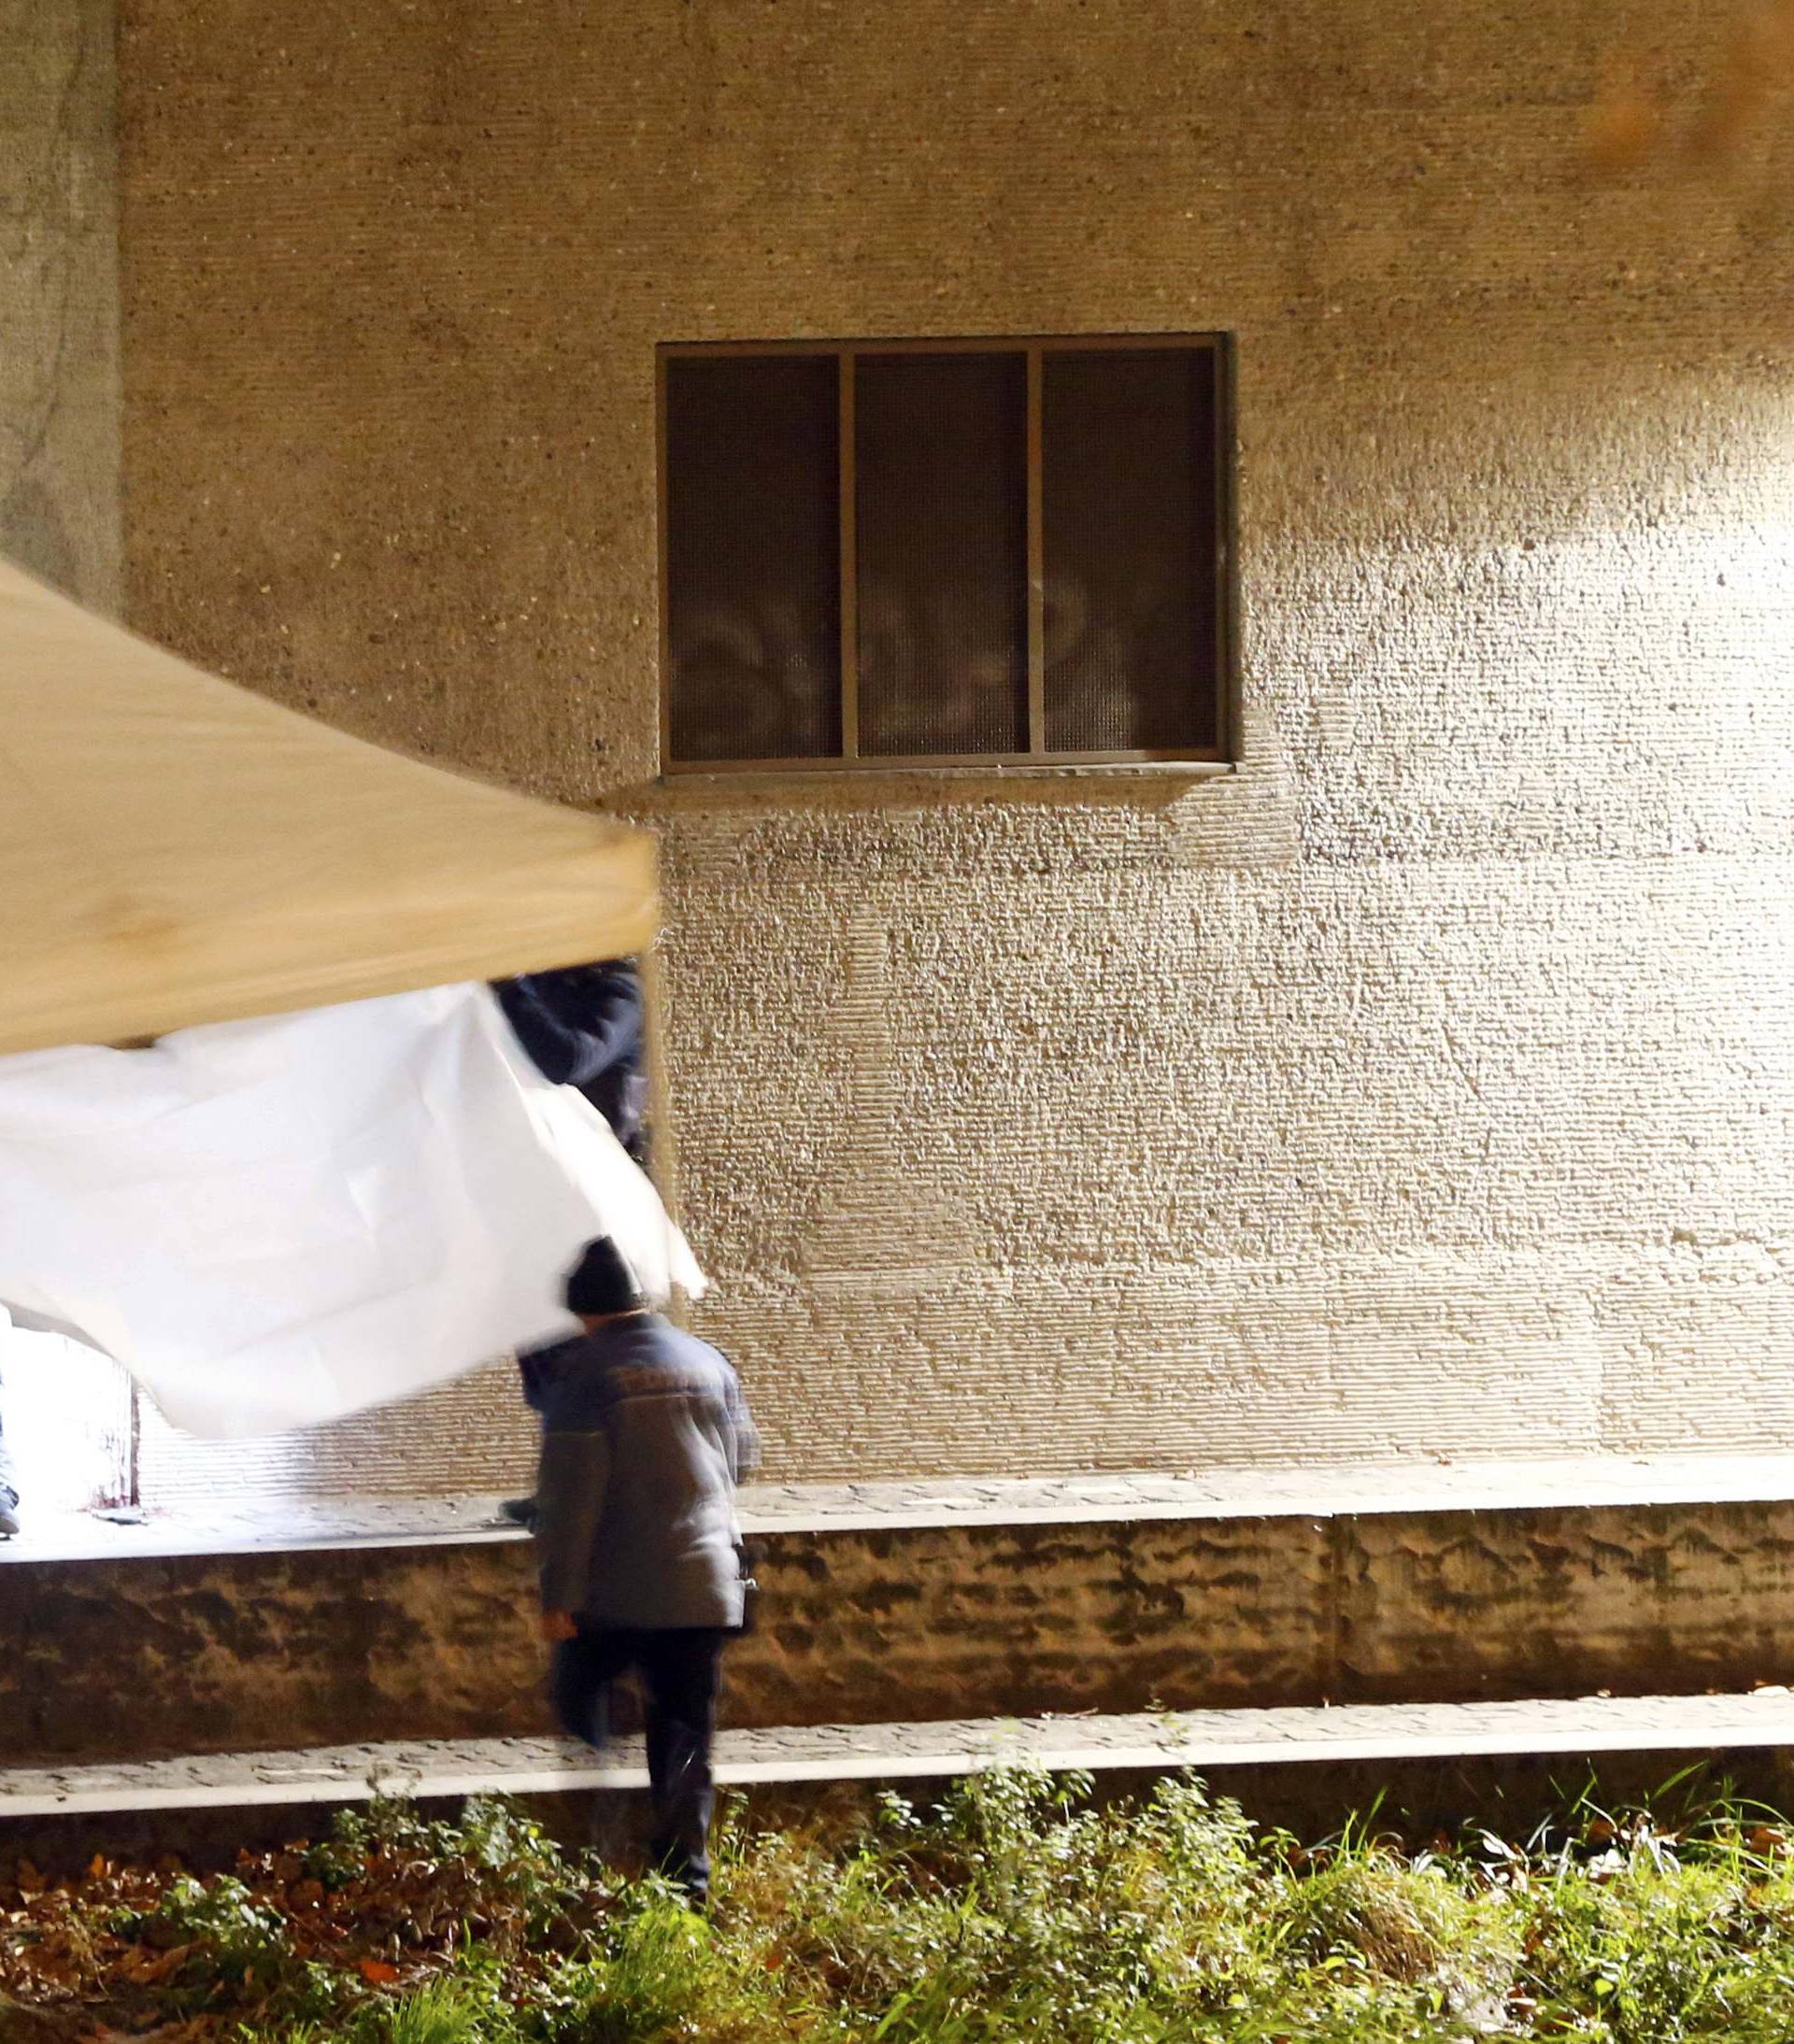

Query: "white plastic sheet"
<box><xmin>0</xmin><ymin>1308</ymin><xmax>133</xmax><ymax>1512</ymax></box>
<box><xmin>0</xmin><ymin>985</ymin><xmax>704</xmax><ymax>1439</ymax></box>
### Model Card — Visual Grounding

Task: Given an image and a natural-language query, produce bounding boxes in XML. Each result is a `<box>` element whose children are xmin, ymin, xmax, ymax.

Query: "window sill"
<box><xmin>658</xmin><ymin>758</ymin><xmax>1237</xmax><ymax>786</ymax></box>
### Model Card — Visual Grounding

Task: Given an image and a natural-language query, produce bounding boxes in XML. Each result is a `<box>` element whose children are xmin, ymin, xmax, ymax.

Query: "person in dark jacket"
<box><xmin>534</xmin><ymin>1236</ymin><xmax>759</xmax><ymax>1905</ymax></box>
<box><xmin>493</xmin><ymin>959</ymin><xmax>648</xmax><ymax>1160</ymax></box>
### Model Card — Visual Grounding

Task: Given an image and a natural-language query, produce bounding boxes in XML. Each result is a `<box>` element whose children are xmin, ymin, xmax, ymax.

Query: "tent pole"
<box><xmin>637</xmin><ymin>937</ymin><xmax>690</xmax><ymax>1327</ymax></box>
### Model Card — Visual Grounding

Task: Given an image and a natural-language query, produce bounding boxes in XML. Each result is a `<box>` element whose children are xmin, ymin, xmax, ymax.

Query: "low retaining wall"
<box><xmin>7</xmin><ymin>1494</ymin><xmax>1794</xmax><ymax>1765</ymax></box>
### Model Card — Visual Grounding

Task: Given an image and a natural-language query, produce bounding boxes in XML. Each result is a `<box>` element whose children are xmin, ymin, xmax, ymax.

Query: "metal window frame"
<box><xmin>656</xmin><ymin>332</ymin><xmax>1239</xmax><ymax>778</ymax></box>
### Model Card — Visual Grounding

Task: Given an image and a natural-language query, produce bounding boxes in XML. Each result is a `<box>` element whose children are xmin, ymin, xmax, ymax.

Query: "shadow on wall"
<box><xmin>0</xmin><ymin>477</ymin><xmax>78</xmax><ymax>598</ymax></box>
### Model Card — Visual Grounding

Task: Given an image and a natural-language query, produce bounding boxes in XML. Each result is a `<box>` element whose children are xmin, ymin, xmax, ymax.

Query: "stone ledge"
<box><xmin>9</xmin><ymin>1450</ymin><xmax>1794</xmax><ymax>1564</ymax></box>
<box><xmin>4</xmin><ymin>1689</ymin><xmax>1793</xmax><ymax>1818</ymax></box>
<box><xmin>12</xmin><ymin>1478</ymin><xmax>1794</xmax><ymax>1767</ymax></box>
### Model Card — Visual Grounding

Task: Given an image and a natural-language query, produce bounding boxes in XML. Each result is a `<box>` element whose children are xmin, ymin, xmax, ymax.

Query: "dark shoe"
<box><xmin>650</xmin><ymin>1837</ymin><xmax>709</xmax><ymax>1909</ymax></box>
<box><xmin>497</xmin><ymin>1496</ymin><xmax>538</xmax><ymax>1529</ymax></box>
<box><xmin>0</xmin><ymin>1499</ymin><xmax>19</xmax><ymax>1540</ymax></box>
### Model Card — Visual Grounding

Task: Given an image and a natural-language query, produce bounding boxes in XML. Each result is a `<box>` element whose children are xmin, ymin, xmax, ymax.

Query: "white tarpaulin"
<box><xmin>0</xmin><ymin>556</ymin><xmax>660</xmax><ymax>1055</ymax></box>
<box><xmin>0</xmin><ymin>984</ymin><xmax>705</xmax><ymax>1439</ymax></box>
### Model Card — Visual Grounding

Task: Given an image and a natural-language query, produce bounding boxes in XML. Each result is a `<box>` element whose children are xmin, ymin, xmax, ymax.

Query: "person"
<box><xmin>492</xmin><ymin>958</ymin><xmax>648</xmax><ymax>1161</ymax></box>
<box><xmin>494</xmin><ymin>957</ymin><xmax>650</xmax><ymax>1530</ymax></box>
<box><xmin>534</xmin><ymin>1236</ymin><xmax>758</xmax><ymax>1906</ymax></box>
<box><xmin>0</xmin><ymin>1388</ymin><xmax>18</xmax><ymax>1539</ymax></box>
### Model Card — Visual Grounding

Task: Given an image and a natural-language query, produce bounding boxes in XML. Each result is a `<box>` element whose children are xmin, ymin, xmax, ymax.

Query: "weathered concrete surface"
<box><xmin>20</xmin><ymin>1453</ymin><xmax>1794</xmax><ymax>1559</ymax></box>
<box><xmin>11</xmin><ymin>1692</ymin><xmax>1794</xmax><ymax>1814</ymax></box>
<box><xmin>7</xmin><ymin>1497</ymin><xmax>1794</xmax><ymax>1766</ymax></box>
<box><xmin>2</xmin><ymin>1540</ymin><xmax>545</xmax><ymax>1767</ymax></box>
<box><xmin>0</xmin><ymin>0</ymin><xmax>133</xmax><ymax>1515</ymax></box>
<box><xmin>131</xmin><ymin>1360</ymin><xmax>538</xmax><ymax>1523</ymax></box>
<box><xmin>113</xmin><ymin>0</ymin><xmax>1794</xmax><ymax>1500</ymax></box>
<box><xmin>13</xmin><ymin>1748</ymin><xmax>1794</xmax><ymax>1881</ymax></box>
<box><xmin>0</xmin><ymin>0</ymin><xmax>119</xmax><ymax>605</ymax></box>
<box><xmin>1337</xmin><ymin>1501</ymin><xmax>1794</xmax><ymax>1703</ymax></box>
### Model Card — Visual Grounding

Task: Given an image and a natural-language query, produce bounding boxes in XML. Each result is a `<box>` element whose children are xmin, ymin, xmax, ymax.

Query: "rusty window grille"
<box><xmin>658</xmin><ymin>334</ymin><xmax>1236</xmax><ymax>773</ymax></box>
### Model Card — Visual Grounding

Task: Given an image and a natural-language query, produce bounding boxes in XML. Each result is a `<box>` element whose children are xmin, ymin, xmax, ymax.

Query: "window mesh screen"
<box><xmin>854</xmin><ymin>352</ymin><xmax>1029</xmax><ymax>758</ymax></box>
<box><xmin>664</xmin><ymin>354</ymin><xmax>841</xmax><ymax>763</ymax></box>
<box><xmin>1041</xmin><ymin>348</ymin><xmax>1219</xmax><ymax>754</ymax></box>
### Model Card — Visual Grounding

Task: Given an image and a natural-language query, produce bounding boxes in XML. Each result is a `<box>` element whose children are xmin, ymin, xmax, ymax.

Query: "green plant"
<box><xmin>119</xmin><ymin>1872</ymin><xmax>300</xmax><ymax>2000</ymax></box>
<box><xmin>376</xmin><ymin>1976</ymin><xmax>512</xmax><ymax>2044</ymax></box>
<box><xmin>14</xmin><ymin>1773</ymin><xmax>1794</xmax><ymax>2041</ymax></box>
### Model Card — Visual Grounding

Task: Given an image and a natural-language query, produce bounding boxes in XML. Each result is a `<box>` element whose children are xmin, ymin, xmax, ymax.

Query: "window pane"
<box><xmin>1041</xmin><ymin>348</ymin><xmax>1219</xmax><ymax>753</ymax></box>
<box><xmin>664</xmin><ymin>354</ymin><xmax>841</xmax><ymax>763</ymax></box>
<box><xmin>854</xmin><ymin>351</ymin><xmax>1028</xmax><ymax>758</ymax></box>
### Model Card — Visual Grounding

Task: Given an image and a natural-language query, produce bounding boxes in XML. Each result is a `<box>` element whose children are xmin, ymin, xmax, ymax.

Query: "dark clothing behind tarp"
<box><xmin>496</xmin><ymin>958</ymin><xmax>649</xmax><ymax>1451</ymax></box>
<box><xmin>517</xmin><ymin>1331</ymin><xmax>582</xmax><ymax>1415</ymax></box>
<box><xmin>493</xmin><ymin>960</ymin><xmax>647</xmax><ymax>1157</ymax></box>
<box><xmin>533</xmin><ymin>1311</ymin><xmax>759</xmax><ymax>1630</ymax></box>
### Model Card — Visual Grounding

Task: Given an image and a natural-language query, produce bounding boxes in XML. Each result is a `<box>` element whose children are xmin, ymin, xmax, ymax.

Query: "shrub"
<box><xmin>5</xmin><ymin>1772</ymin><xmax>1794</xmax><ymax>2041</ymax></box>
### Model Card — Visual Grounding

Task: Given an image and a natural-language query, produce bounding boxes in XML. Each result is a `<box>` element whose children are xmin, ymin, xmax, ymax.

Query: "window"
<box><xmin>657</xmin><ymin>334</ymin><xmax>1236</xmax><ymax>774</ymax></box>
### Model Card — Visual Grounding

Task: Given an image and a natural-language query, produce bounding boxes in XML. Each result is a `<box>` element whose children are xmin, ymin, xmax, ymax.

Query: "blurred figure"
<box><xmin>0</xmin><ymin>1379</ymin><xmax>18</xmax><ymax>1537</ymax></box>
<box><xmin>493</xmin><ymin>957</ymin><xmax>651</xmax><ymax>1529</ymax></box>
<box><xmin>493</xmin><ymin>958</ymin><xmax>648</xmax><ymax>1162</ymax></box>
<box><xmin>534</xmin><ymin>1237</ymin><xmax>759</xmax><ymax>1908</ymax></box>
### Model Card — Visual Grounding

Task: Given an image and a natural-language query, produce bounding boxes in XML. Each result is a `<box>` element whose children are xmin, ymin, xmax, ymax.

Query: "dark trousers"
<box><xmin>551</xmin><ymin>1623</ymin><xmax>727</xmax><ymax>1897</ymax></box>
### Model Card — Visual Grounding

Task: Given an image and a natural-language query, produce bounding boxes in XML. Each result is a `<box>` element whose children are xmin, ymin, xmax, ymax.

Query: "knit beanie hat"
<box><xmin>563</xmin><ymin>1237</ymin><xmax>642</xmax><ymax>1318</ymax></box>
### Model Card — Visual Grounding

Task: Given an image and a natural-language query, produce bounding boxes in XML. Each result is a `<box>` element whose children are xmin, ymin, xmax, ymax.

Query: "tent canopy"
<box><xmin>0</xmin><ymin>559</ymin><xmax>658</xmax><ymax>1055</ymax></box>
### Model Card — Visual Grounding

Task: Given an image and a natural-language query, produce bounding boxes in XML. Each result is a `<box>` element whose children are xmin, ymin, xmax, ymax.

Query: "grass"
<box><xmin>6</xmin><ymin>1768</ymin><xmax>1794</xmax><ymax>2039</ymax></box>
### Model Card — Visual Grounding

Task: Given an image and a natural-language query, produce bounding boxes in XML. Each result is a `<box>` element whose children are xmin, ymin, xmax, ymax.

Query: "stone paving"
<box><xmin>8</xmin><ymin>1449</ymin><xmax>1794</xmax><ymax>1562</ymax></box>
<box><xmin>2</xmin><ymin>1691</ymin><xmax>1791</xmax><ymax>1817</ymax></box>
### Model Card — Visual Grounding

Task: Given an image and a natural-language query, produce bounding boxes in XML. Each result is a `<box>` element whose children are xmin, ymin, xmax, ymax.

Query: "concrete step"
<box><xmin>7</xmin><ymin>1457</ymin><xmax>1794</xmax><ymax>1767</ymax></box>
<box><xmin>4</xmin><ymin>1689</ymin><xmax>1793</xmax><ymax>1819</ymax></box>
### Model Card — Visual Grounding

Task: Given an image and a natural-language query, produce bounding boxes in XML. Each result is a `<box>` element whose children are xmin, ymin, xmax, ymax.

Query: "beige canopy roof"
<box><xmin>0</xmin><ymin>559</ymin><xmax>658</xmax><ymax>1056</ymax></box>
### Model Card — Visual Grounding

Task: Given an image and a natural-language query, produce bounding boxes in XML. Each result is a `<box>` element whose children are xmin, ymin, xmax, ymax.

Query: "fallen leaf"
<box><xmin>119</xmin><ymin>1938</ymin><xmax>195</xmax><ymax>1985</ymax></box>
<box><xmin>359</xmin><ymin>1958</ymin><xmax>400</xmax><ymax>1985</ymax></box>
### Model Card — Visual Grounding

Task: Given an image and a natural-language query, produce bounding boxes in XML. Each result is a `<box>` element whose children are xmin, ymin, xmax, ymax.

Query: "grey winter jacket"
<box><xmin>533</xmin><ymin>1313</ymin><xmax>759</xmax><ymax>1629</ymax></box>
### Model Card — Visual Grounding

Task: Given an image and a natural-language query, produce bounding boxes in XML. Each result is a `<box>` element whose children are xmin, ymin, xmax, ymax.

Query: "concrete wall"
<box><xmin>116</xmin><ymin>0</ymin><xmax>1794</xmax><ymax>1495</ymax></box>
<box><xmin>1</xmin><ymin>0</ymin><xmax>134</xmax><ymax>1512</ymax></box>
<box><xmin>11</xmin><ymin>1491</ymin><xmax>1794</xmax><ymax>1763</ymax></box>
<box><xmin>1</xmin><ymin>0</ymin><xmax>119</xmax><ymax>607</ymax></box>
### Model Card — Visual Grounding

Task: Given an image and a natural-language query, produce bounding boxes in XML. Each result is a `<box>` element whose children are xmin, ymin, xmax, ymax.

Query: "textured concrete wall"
<box><xmin>116</xmin><ymin>0</ymin><xmax>1794</xmax><ymax>1493</ymax></box>
<box><xmin>132</xmin><ymin>1362</ymin><xmax>536</xmax><ymax>1514</ymax></box>
<box><xmin>1</xmin><ymin>0</ymin><xmax>119</xmax><ymax>605</ymax></box>
<box><xmin>1</xmin><ymin>0</ymin><xmax>134</xmax><ymax>1511</ymax></box>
